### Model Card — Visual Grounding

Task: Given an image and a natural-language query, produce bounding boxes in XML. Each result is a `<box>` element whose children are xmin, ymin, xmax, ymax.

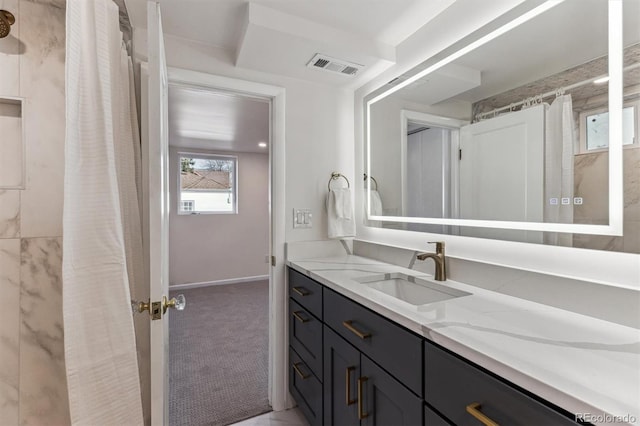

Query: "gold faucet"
<box><xmin>416</xmin><ymin>242</ymin><xmax>446</xmax><ymax>281</ymax></box>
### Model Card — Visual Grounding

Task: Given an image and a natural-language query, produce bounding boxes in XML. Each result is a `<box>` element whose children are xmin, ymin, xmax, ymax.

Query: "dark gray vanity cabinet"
<box><xmin>323</xmin><ymin>288</ymin><xmax>423</xmax><ymax>396</ymax></box>
<box><xmin>360</xmin><ymin>355</ymin><xmax>423</xmax><ymax>426</ymax></box>
<box><xmin>424</xmin><ymin>341</ymin><xmax>578</xmax><ymax>426</ymax></box>
<box><xmin>288</xmin><ymin>269</ymin><xmax>324</xmax><ymax>426</ymax></box>
<box><xmin>323</xmin><ymin>326</ymin><xmax>422</xmax><ymax>426</ymax></box>
<box><xmin>290</xmin><ymin>347</ymin><xmax>323</xmax><ymax>426</ymax></box>
<box><xmin>287</xmin><ymin>267</ymin><xmax>580</xmax><ymax>426</ymax></box>
<box><xmin>323</xmin><ymin>326</ymin><xmax>361</xmax><ymax>425</ymax></box>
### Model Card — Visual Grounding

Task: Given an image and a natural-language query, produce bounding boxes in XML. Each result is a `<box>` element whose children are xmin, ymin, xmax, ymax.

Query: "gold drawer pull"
<box><xmin>357</xmin><ymin>376</ymin><xmax>369</xmax><ymax>420</ymax></box>
<box><xmin>466</xmin><ymin>402</ymin><xmax>499</xmax><ymax>426</ymax></box>
<box><xmin>292</xmin><ymin>286</ymin><xmax>310</xmax><ymax>296</ymax></box>
<box><xmin>345</xmin><ymin>366</ymin><xmax>356</xmax><ymax>405</ymax></box>
<box><xmin>292</xmin><ymin>311</ymin><xmax>309</xmax><ymax>323</ymax></box>
<box><xmin>293</xmin><ymin>362</ymin><xmax>310</xmax><ymax>380</ymax></box>
<box><xmin>342</xmin><ymin>320</ymin><xmax>371</xmax><ymax>339</ymax></box>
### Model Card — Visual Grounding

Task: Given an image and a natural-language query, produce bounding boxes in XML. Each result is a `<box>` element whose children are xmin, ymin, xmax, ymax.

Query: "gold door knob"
<box><xmin>132</xmin><ymin>299</ymin><xmax>150</xmax><ymax>315</ymax></box>
<box><xmin>162</xmin><ymin>294</ymin><xmax>186</xmax><ymax>314</ymax></box>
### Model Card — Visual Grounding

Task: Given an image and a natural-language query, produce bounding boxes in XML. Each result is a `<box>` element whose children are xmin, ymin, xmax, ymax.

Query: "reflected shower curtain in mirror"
<box><xmin>63</xmin><ymin>0</ymin><xmax>144</xmax><ymax>424</ymax></box>
<box><xmin>544</xmin><ymin>94</ymin><xmax>575</xmax><ymax>246</ymax></box>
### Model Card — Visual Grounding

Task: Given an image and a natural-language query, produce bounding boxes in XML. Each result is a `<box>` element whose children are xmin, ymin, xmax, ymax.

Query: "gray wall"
<box><xmin>169</xmin><ymin>147</ymin><xmax>270</xmax><ymax>285</ymax></box>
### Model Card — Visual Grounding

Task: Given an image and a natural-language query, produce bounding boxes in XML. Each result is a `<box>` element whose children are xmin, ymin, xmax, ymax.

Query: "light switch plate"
<box><xmin>293</xmin><ymin>208</ymin><xmax>312</xmax><ymax>228</ymax></box>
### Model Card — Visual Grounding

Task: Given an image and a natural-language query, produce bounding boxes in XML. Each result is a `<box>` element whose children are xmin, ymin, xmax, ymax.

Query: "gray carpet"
<box><xmin>169</xmin><ymin>281</ymin><xmax>271</xmax><ymax>426</ymax></box>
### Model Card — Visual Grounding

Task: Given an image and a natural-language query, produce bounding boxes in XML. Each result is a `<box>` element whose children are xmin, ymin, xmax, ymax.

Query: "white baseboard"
<box><xmin>169</xmin><ymin>275</ymin><xmax>269</xmax><ymax>290</ymax></box>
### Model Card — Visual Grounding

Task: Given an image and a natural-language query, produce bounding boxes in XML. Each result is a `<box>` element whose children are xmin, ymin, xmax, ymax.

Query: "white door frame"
<box><xmin>399</xmin><ymin>110</ymin><xmax>467</xmax><ymax>218</ymax></box>
<box><xmin>164</xmin><ymin>67</ymin><xmax>289</xmax><ymax>412</ymax></box>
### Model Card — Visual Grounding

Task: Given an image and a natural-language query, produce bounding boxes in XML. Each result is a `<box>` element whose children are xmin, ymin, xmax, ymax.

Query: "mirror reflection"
<box><xmin>367</xmin><ymin>0</ymin><xmax>639</xmax><ymax>252</ymax></box>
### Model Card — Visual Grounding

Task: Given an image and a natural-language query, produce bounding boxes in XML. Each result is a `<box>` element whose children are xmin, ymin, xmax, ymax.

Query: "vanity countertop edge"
<box><xmin>286</xmin><ymin>254</ymin><xmax>640</xmax><ymax>426</ymax></box>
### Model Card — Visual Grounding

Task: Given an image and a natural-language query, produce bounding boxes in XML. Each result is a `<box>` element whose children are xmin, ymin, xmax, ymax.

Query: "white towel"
<box><xmin>327</xmin><ymin>188</ymin><xmax>356</xmax><ymax>238</ymax></box>
<box><xmin>365</xmin><ymin>190</ymin><xmax>383</xmax><ymax>228</ymax></box>
<box><xmin>370</xmin><ymin>190</ymin><xmax>383</xmax><ymax>216</ymax></box>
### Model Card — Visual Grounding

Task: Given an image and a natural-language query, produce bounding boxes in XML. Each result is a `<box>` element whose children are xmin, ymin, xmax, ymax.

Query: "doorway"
<box><xmin>143</xmin><ymin>63</ymin><xmax>289</xmax><ymax>422</ymax></box>
<box><xmin>166</xmin><ymin>82</ymin><xmax>273</xmax><ymax>425</ymax></box>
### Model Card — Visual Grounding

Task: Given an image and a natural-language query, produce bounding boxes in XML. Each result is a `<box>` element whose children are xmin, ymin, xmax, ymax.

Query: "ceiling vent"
<box><xmin>307</xmin><ymin>53</ymin><xmax>364</xmax><ymax>76</ymax></box>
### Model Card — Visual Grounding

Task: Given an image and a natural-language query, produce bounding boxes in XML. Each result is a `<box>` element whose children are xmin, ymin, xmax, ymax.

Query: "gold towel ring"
<box><xmin>328</xmin><ymin>172</ymin><xmax>350</xmax><ymax>191</ymax></box>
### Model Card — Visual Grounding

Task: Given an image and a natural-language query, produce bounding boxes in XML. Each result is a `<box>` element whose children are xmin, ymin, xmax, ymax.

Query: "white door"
<box><xmin>406</xmin><ymin>128</ymin><xmax>451</xmax><ymax>233</ymax></box>
<box><xmin>459</xmin><ymin>105</ymin><xmax>545</xmax><ymax>243</ymax></box>
<box><xmin>146</xmin><ymin>2</ymin><xmax>172</xmax><ymax>424</ymax></box>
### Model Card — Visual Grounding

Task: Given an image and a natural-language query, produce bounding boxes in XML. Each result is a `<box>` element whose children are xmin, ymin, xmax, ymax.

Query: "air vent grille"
<box><xmin>307</xmin><ymin>53</ymin><xmax>363</xmax><ymax>77</ymax></box>
<box><xmin>342</xmin><ymin>66</ymin><xmax>358</xmax><ymax>75</ymax></box>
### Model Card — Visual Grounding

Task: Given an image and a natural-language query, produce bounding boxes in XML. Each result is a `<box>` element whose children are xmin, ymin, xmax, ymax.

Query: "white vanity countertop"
<box><xmin>286</xmin><ymin>255</ymin><xmax>640</xmax><ymax>426</ymax></box>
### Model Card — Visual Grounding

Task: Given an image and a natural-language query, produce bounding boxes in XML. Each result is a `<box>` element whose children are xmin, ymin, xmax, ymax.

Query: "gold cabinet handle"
<box><xmin>346</xmin><ymin>366</ymin><xmax>356</xmax><ymax>405</ymax></box>
<box><xmin>292</xmin><ymin>311</ymin><xmax>309</xmax><ymax>323</ymax></box>
<box><xmin>293</xmin><ymin>362</ymin><xmax>310</xmax><ymax>380</ymax></box>
<box><xmin>343</xmin><ymin>320</ymin><xmax>371</xmax><ymax>339</ymax></box>
<box><xmin>292</xmin><ymin>286</ymin><xmax>310</xmax><ymax>296</ymax></box>
<box><xmin>466</xmin><ymin>402</ymin><xmax>499</xmax><ymax>426</ymax></box>
<box><xmin>357</xmin><ymin>376</ymin><xmax>369</xmax><ymax>420</ymax></box>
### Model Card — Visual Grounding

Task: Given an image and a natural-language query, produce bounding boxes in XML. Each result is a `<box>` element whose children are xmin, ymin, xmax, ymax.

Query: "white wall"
<box><xmin>135</xmin><ymin>32</ymin><xmax>355</xmax><ymax>244</ymax></box>
<box><xmin>369</xmin><ymin>95</ymin><xmax>469</xmax><ymax>217</ymax></box>
<box><xmin>169</xmin><ymin>147</ymin><xmax>269</xmax><ymax>284</ymax></box>
<box><xmin>355</xmin><ymin>0</ymin><xmax>640</xmax><ymax>288</ymax></box>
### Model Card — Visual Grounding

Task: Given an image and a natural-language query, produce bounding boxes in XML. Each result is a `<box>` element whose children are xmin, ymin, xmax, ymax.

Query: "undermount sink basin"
<box><xmin>355</xmin><ymin>273</ymin><xmax>470</xmax><ymax>308</ymax></box>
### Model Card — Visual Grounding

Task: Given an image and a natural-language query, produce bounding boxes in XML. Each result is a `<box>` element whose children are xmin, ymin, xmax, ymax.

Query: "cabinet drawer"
<box><xmin>290</xmin><ymin>347</ymin><xmax>323</xmax><ymax>426</ymax></box>
<box><xmin>289</xmin><ymin>299</ymin><xmax>323</xmax><ymax>379</ymax></box>
<box><xmin>323</xmin><ymin>288</ymin><xmax>422</xmax><ymax>396</ymax></box>
<box><xmin>424</xmin><ymin>341</ymin><xmax>577</xmax><ymax>425</ymax></box>
<box><xmin>289</xmin><ymin>268</ymin><xmax>323</xmax><ymax>319</ymax></box>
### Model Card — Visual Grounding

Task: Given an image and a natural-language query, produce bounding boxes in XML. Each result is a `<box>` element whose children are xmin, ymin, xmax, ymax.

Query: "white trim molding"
<box><xmin>166</xmin><ymin>66</ymin><xmax>290</xmax><ymax>412</ymax></box>
<box><xmin>169</xmin><ymin>275</ymin><xmax>270</xmax><ymax>290</ymax></box>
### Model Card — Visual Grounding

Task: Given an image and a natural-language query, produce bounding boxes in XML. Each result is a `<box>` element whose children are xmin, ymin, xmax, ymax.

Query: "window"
<box><xmin>579</xmin><ymin>101</ymin><xmax>639</xmax><ymax>154</ymax></box>
<box><xmin>178</xmin><ymin>153</ymin><xmax>237</xmax><ymax>214</ymax></box>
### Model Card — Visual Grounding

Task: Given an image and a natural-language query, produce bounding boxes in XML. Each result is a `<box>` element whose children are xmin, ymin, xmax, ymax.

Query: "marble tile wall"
<box><xmin>574</xmin><ymin>148</ymin><xmax>640</xmax><ymax>253</ymax></box>
<box><xmin>0</xmin><ymin>0</ymin><xmax>70</xmax><ymax>424</ymax></box>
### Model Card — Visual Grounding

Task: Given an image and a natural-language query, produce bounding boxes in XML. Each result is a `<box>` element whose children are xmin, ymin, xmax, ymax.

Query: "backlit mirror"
<box><xmin>365</xmin><ymin>0</ymin><xmax>639</xmax><ymax>252</ymax></box>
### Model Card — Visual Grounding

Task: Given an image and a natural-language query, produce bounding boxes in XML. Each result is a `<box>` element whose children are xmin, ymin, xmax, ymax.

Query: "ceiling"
<box><xmin>123</xmin><ymin>0</ymin><xmax>459</xmax><ymax>152</ymax></box>
<box><xmin>168</xmin><ymin>85</ymin><xmax>270</xmax><ymax>153</ymax></box>
<box><xmin>394</xmin><ymin>0</ymin><xmax>640</xmax><ymax>107</ymax></box>
<box><xmin>124</xmin><ymin>0</ymin><xmax>457</xmax><ymax>87</ymax></box>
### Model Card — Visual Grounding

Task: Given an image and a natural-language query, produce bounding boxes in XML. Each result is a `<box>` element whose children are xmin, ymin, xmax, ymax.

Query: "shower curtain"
<box><xmin>63</xmin><ymin>0</ymin><xmax>144</xmax><ymax>424</ymax></box>
<box><xmin>544</xmin><ymin>94</ymin><xmax>574</xmax><ymax>246</ymax></box>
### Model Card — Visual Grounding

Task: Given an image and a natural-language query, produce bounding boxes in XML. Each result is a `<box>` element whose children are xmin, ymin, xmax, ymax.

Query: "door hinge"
<box><xmin>459</xmin><ymin>149</ymin><xmax>462</xmax><ymax>160</ymax></box>
<box><xmin>271</xmin><ymin>255</ymin><xmax>276</xmax><ymax>266</ymax></box>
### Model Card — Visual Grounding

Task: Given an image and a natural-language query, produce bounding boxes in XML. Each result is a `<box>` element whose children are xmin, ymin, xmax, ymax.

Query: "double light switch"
<box><xmin>293</xmin><ymin>209</ymin><xmax>312</xmax><ymax>228</ymax></box>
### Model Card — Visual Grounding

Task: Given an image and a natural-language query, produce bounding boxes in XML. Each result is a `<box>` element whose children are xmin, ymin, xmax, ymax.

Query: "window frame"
<box><xmin>578</xmin><ymin>99</ymin><xmax>639</xmax><ymax>155</ymax></box>
<box><xmin>177</xmin><ymin>152</ymin><xmax>238</xmax><ymax>215</ymax></box>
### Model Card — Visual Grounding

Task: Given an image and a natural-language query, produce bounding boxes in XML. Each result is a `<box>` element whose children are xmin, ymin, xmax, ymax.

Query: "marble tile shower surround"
<box><xmin>0</xmin><ymin>190</ymin><xmax>20</xmax><ymax>238</ymax></box>
<box><xmin>471</xmin><ymin>44</ymin><xmax>640</xmax><ymax>253</ymax></box>
<box><xmin>0</xmin><ymin>100</ymin><xmax>23</xmax><ymax>188</ymax></box>
<box><xmin>0</xmin><ymin>239</ymin><xmax>20</xmax><ymax>426</ymax></box>
<box><xmin>0</xmin><ymin>0</ymin><xmax>71</xmax><ymax>423</ymax></box>
<box><xmin>573</xmin><ymin>148</ymin><xmax>640</xmax><ymax>253</ymax></box>
<box><xmin>19</xmin><ymin>238</ymin><xmax>70</xmax><ymax>426</ymax></box>
<box><xmin>350</xmin><ymin>240</ymin><xmax>640</xmax><ymax>329</ymax></box>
